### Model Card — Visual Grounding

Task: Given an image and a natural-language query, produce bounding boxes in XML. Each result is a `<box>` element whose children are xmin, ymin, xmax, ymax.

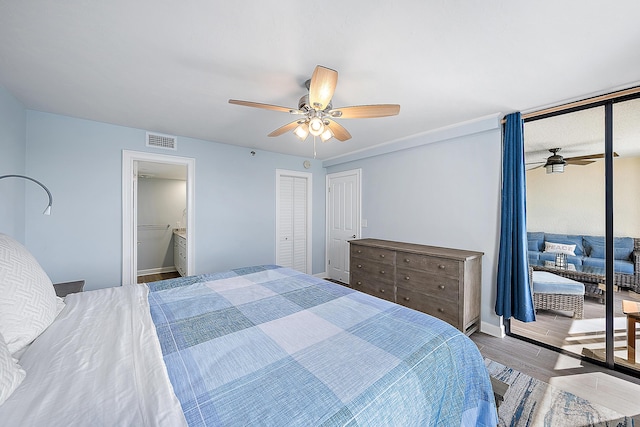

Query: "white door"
<box><xmin>276</xmin><ymin>170</ymin><xmax>312</xmax><ymax>274</ymax></box>
<box><xmin>326</xmin><ymin>169</ymin><xmax>361</xmax><ymax>283</ymax></box>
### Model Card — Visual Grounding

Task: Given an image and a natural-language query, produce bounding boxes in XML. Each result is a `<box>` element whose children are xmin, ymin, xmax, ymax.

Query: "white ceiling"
<box><xmin>1</xmin><ymin>1</ymin><xmax>640</xmax><ymax>160</ymax></box>
<box><xmin>137</xmin><ymin>161</ymin><xmax>186</xmax><ymax>181</ymax></box>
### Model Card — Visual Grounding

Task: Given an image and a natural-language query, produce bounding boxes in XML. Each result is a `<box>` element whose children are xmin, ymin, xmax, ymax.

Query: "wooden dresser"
<box><xmin>349</xmin><ymin>238</ymin><xmax>483</xmax><ymax>335</ymax></box>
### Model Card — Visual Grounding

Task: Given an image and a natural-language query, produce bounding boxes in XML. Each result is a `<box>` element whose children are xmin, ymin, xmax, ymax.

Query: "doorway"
<box><xmin>326</xmin><ymin>169</ymin><xmax>361</xmax><ymax>283</ymax></box>
<box><xmin>136</xmin><ymin>162</ymin><xmax>186</xmax><ymax>282</ymax></box>
<box><xmin>122</xmin><ymin>150</ymin><xmax>195</xmax><ymax>286</ymax></box>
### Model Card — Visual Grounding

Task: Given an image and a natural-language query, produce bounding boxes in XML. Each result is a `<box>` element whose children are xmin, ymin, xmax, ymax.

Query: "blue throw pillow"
<box><xmin>589</xmin><ymin>245</ymin><xmax>633</xmax><ymax>260</ymax></box>
<box><xmin>527</xmin><ymin>232</ymin><xmax>545</xmax><ymax>251</ymax></box>
<box><xmin>583</xmin><ymin>236</ymin><xmax>604</xmax><ymax>254</ymax></box>
<box><xmin>584</xmin><ymin>235</ymin><xmax>633</xmax><ymax>260</ymax></box>
<box><xmin>528</xmin><ymin>240</ymin><xmax>540</xmax><ymax>251</ymax></box>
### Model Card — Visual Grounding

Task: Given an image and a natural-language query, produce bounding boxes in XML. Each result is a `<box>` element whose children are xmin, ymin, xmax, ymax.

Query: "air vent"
<box><xmin>146</xmin><ymin>132</ymin><xmax>177</xmax><ymax>150</ymax></box>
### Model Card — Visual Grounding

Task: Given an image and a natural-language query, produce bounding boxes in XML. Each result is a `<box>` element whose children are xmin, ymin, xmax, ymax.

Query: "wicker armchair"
<box><xmin>529</xmin><ymin>267</ymin><xmax>584</xmax><ymax>319</ymax></box>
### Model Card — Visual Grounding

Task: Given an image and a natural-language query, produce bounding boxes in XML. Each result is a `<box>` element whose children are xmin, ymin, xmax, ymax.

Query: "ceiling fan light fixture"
<box><xmin>294</xmin><ymin>123</ymin><xmax>309</xmax><ymax>141</ymax></box>
<box><xmin>308</xmin><ymin>117</ymin><xmax>324</xmax><ymax>136</ymax></box>
<box><xmin>545</xmin><ymin>163</ymin><xmax>565</xmax><ymax>174</ymax></box>
<box><xmin>320</xmin><ymin>127</ymin><xmax>333</xmax><ymax>142</ymax></box>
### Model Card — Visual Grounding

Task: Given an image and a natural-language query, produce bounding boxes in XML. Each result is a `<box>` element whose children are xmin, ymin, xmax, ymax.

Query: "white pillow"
<box><xmin>544</xmin><ymin>241</ymin><xmax>576</xmax><ymax>256</ymax></box>
<box><xmin>0</xmin><ymin>331</ymin><xmax>26</xmax><ymax>405</ymax></box>
<box><xmin>0</xmin><ymin>233</ymin><xmax>60</xmax><ymax>355</ymax></box>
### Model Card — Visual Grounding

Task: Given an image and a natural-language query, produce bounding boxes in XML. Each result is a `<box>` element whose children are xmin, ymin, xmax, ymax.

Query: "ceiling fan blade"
<box><xmin>229</xmin><ymin>99</ymin><xmax>293</xmax><ymax>113</ymax></box>
<box><xmin>268</xmin><ymin>120</ymin><xmax>301</xmax><ymax>137</ymax></box>
<box><xmin>564</xmin><ymin>152</ymin><xmax>619</xmax><ymax>162</ymax></box>
<box><xmin>308</xmin><ymin>66</ymin><xmax>338</xmax><ymax>111</ymax></box>
<box><xmin>566</xmin><ymin>159</ymin><xmax>595</xmax><ymax>166</ymax></box>
<box><xmin>326</xmin><ymin>120</ymin><xmax>351</xmax><ymax>142</ymax></box>
<box><xmin>329</xmin><ymin>104</ymin><xmax>400</xmax><ymax>119</ymax></box>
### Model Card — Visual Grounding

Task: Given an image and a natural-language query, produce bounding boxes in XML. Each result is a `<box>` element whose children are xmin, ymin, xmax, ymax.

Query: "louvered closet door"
<box><xmin>277</xmin><ymin>173</ymin><xmax>309</xmax><ymax>273</ymax></box>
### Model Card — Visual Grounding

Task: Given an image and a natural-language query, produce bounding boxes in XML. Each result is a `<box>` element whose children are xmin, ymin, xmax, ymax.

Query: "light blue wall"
<box><xmin>24</xmin><ymin>111</ymin><xmax>326</xmax><ymax>290</ymax></box>
<box><xmin>325</xmin><ymin>118</ymin><xmax>503</xmax><ymax>332</ymax></box>
<box><xmin>3</xmin><ymin>84</ymin><xmax>503</xmax><ymax>331</ymax></box>
<box><xmin>0</xmin><ymin>87</ymin><xmax>27</xmax><ymax>241</ymax></box>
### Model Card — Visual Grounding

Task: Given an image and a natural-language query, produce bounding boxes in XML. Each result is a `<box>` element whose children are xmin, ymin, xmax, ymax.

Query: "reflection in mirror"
<box><xmin>514</xmin><ymin>106</ymin><xmax>610</xmax><ymax>363</ymax></box>
<box><xmin>613</xmin><ymin>97</ymin><xmax>640</xmax><ymax>372</ymax></box>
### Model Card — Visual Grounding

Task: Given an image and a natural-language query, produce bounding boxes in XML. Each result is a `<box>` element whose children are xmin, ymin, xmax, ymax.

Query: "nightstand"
<box><xmin>53</xmin><ymin>280</ymin><xmax>85</xmax><ymax>297</ymax></box>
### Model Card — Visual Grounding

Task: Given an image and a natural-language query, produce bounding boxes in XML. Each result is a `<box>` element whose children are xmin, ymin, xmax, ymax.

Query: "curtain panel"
<box><xmin>495</xmin><ymin>112</ymin><xmax>535</xmax><ymax>322</ymax></box>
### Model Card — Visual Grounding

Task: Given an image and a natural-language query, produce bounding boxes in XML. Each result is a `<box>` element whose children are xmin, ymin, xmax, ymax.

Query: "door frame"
<box><xmin>122</xmin><ymin>150</ymin><xmax>195</xmax><ymax>285</ymax></box>
<box><xmin>275</xmin><ymin>169</ymin><xmax>312</xmax><ymax>274</ymax></box>
<box><xmin>325</xmin><ymin>169</ymin><xmax>362</xmax><ymax>280</ymax></box>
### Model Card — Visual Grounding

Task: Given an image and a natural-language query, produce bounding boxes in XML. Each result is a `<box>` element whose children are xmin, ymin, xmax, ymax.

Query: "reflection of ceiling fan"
<box><xmin>229</xmin><ymin>65</ymin><xmax>400</xmax><ymax>148</ymax></box>
<box><xmin>528</xmin><ymin>148</ymin><xmax>618</xmax><ymax>173</ymax></box>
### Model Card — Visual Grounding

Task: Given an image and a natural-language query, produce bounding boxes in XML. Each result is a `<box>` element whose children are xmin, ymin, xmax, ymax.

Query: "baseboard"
<box><xmin>481</xmin><ymin>320</ymin><xmax>505</xmax><ymax>338</ymax></box>
<box><xmin>137</xmin><ymin>266</ymin><xmax>178</xmax><ymax>277</ymax></box>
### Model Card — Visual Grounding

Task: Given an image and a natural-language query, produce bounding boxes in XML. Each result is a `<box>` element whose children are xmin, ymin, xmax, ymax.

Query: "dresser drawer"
<box><xmin>396</xmin><ymin>267</ymin><xmax>459</xmax><ymax>301</ymax></box>
<box><xmin>396</xmin><ymin>287</ymin><xmax>458</xmax><ymax>327</ymax></box>
<box><xmin>351</xmin><ymin>259</ymin><xmax>394</xmax><ymax>280</ymax></box>
<box><xmin>350</xmin><ymin>245</ymin><xmax>396</xmax><ymax>265</ymax></box>
<box><xmin>397</xmin><ymin>252</ymin><xmax>459</xmax><ymax>278</ymax></box>
<box><xmin>350</xmin><ymin>271</ymin><xmax>394</xmax><ymax>302</ymax></box>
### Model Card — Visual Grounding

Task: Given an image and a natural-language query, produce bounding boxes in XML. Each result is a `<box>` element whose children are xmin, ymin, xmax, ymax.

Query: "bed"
<box><xmin>0</xmin><ymin>233</ymin><xmax>497</xmax><ymax>426</ymax></box>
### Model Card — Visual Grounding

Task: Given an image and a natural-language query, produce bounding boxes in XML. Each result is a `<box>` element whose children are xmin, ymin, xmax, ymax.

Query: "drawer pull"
<box><xmin>438</xmin><ymin>265</ymin><xmax>445</xmax><ymax>269</ymax></box>
<box><xmin>438</xmin><ymin>285</ymin><xmax>445</xmax><ymax>290</ymax></box>
<box><xmin>379</xmin><ymin>289</ymin><xmax>385</xmax><ymax>293</ymax></box>
<box><xmin>405</xmin><ymin>276</ymin><xmax>410</xmax><ymax>281</ymax></box>
<box><xmin>403</xmin><ymin>297</ymin><xmax>410</xmax><ymax>301</ymax></box>
<box><xmin>380</xmin><ymin>254</ymin><xmax>385</xmax><ymax>258</ymax></box>
<box><xmin>380</xmin><ymin>270</ymin><xmax>385</xmax><ymax>274</ymax></box>
<box><xmin>404</xmin><ymin>258</ymin><xmax>410</xmax><ymax>263</ymax></box>
<box><xmin>357</xmin><ymin>250</ymin><xmax>362</xmax><ymax>254</ymax></box>
<box><xmin>356</xmin><ymin>281</ymin><xmax>362</xmax><ymax>286</ymax></box>
<box><xmin>438</xmin><ymin>308</ymin><xmax>444</xmax><ymax>313</ymax></box>
<box><xmin>357</xmin><ymin>264</ymin><xmax>362</xmax><ymax>268</ymax></box>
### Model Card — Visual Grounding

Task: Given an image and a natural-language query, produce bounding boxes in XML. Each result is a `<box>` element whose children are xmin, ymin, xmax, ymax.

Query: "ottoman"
<box><xmin>531</xmin><ymin>271</ymin><xmax>585</xmax><ymax>319</ymax></box>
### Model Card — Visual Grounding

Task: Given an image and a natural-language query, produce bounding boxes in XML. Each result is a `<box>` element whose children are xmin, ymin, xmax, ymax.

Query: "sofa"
<box><xmin>527</xmin><ymin>232</ymin><xmax>640</xmax><ymax>290</ymax></box>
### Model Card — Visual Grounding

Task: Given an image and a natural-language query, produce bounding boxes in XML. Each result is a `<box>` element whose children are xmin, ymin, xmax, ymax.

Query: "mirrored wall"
<box><xmin>510</xmin><ymin>94</ymin><xmax>640</xmax><ymax>376</ymax></box>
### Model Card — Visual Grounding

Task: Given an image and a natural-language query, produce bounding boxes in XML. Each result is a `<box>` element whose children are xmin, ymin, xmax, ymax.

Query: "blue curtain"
<box><xmin>495</xmin><ymin>112</ymin><xmax>536</xmax><ymax>322</ymax></box>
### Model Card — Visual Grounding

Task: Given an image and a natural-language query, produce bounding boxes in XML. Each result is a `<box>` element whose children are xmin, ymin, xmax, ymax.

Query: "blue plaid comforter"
<box><xmin>148</xmin><ymin>265</ymin><xmax>497</xmax><ymax>426</ymax></box>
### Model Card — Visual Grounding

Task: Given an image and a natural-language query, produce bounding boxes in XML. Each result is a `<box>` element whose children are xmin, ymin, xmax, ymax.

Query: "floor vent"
<box><xmin>146</xmin><ymin>132</ymin><xmax>177</xmax><ymax>150</ymax></box>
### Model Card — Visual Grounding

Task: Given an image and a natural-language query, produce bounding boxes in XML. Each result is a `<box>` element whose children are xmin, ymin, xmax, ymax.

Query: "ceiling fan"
<box><xmin>229</xmin><ymin>65</ymin><xmax>400</xmax><ymax>152</ymax></box>
<box><xmin>528</xmin><ymin>148</ymin><xmax>618</xmax><ymax>173</ymax></box>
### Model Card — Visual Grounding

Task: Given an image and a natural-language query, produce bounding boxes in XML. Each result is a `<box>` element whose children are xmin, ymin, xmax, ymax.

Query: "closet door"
<box><xmin>276</xmin><ymin>170</ymin><xmax>312</xmax><ymax>274</ymax></box>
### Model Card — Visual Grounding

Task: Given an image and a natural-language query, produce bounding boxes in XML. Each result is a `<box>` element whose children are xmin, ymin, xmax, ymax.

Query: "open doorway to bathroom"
<box><xmin>136</xmin><ymin>162</ymin><xmax>186</xmax><ymax>283</ymax></box>
<box><xmin>122</xmin><ymin>150</ymin><xmax>195</xmax><ymax>286</ymax></box>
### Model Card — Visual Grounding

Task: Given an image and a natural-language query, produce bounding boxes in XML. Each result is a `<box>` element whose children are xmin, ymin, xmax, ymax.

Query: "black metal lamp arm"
<box><xmin>0</xmin><ymin>174</ymin><xmax>53</xmax><ymax>215</ymax></box>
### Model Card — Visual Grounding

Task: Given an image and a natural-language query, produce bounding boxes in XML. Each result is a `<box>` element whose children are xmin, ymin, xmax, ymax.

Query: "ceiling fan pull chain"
<box><xmin>313</xmin><ymin>135</ymin><xmax>317</xmax><ymax>159</ymax></box>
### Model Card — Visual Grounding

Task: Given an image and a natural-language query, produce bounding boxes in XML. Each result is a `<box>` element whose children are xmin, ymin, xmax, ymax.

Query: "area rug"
<box><xmin>485</xmin><ymin>359</ymin><xmax>634</xmax><ymax>427</ymax></box>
